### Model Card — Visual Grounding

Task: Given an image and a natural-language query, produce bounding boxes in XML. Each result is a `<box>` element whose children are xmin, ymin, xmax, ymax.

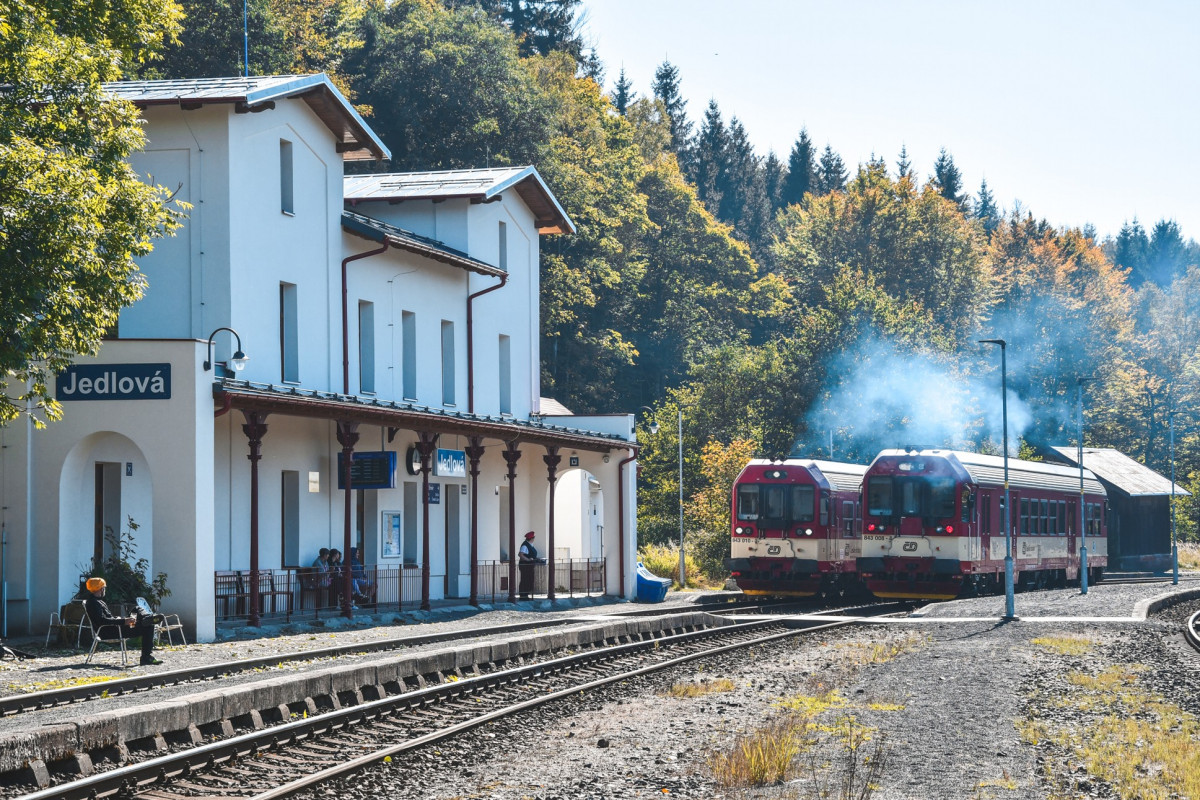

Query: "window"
<box><xmin>280</xmin><ymin>282</ymin><xmax>298</xmax><ymax>382</ymax></box>
<box><xmin>281</xmin><ymin>471</ymin><xmax>300</xmax><ymax>567</ymax></box>
<box><xmin>358</xmin><ymin>301</ymin><xmax>375</xmax><ymax>394</ymax></box>
<box><xmin>842</xmin><ymin>501</ymin><xmax>856</xmax><ymax>536</ymax></box>
<box><xmin>981</xmin><ymin>494</ymin><xmax>992</xmax><ymax>535</ymax></box>
<box><xmin>1020</xmin><ymin>498</ymin><xmax>1029</xmax><ymax>535</ymax></box>
<box><xmin>498</xmin><ymin>221</ymin><xmax>508</xmax><ymax>271</ymax></box>
<box><xmin>818</xmin><ymin>491</ymin><xmax>829</xmax><ymax>526</ymax></box>
<box><xmin>1041</xmin><ymin>499</ymin><xmax>1049</xmax><ymax>535</ymax></box>
<box><xmin>441</xmin><ymin>319</ymin><xmax>455</xmax><ymax>405</ymax></box>
<box><xmin>280</xmin><ymin>140</ymin><xmax>294</xmax><ymax>215</ymax></box>
<box><xmin>1058</xmin><ymin>502</ymin><xmax>1066</xmax><ymax>535</ymax></box>
<box><xmin>401</xmin><ymin>311</ymin><xmax>416</xmax><ymax>399</ymax></box>
<box><xmin>736</xmin><ymin>485</ymin><xmax>760</xmax><ymax>522</ymax></box>
<box><xmin>498</xmin><ymin>334</ymin><xmax>511</xmax><ymax>414</ymax></box>
<box><xmin>790</xmin><ymin>485</ymin><xmax>815</xmax><ymax>523</ymax></box>
<box><xmin>867</xmin><ymin>477</ymin><xmax>894</xmax><ymax>517</ymax></box>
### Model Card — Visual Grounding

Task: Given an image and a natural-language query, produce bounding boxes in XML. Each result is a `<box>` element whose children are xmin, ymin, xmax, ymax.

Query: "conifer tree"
<box><xmin>692</xmin><ymin>99</ymin><xmax>727</xmax><ymax>214</ymax></box>
<box><xmin>1147</xmin><ymin>219</ymin><xmax>1190</xmax><ymax>288</ymax></box>
<box><xmin>781</xmin><ymin>128</ymin><xmax>815</xmax><ymax>206</ymax></box>
<box><xmin>612</xmin><ymin>67</ymin><xmax>634</xmax><ymax>115</ymax></box>
<box><xmin>1109</xmin><ymin>219</ymin><xmax>1151</xmax><ymax>287</ymax></box>
<box><xmin>975</xmin><ymin>178</ymin><xmax>999</xmax><ymax>237</ymax></box>
<box><xmin>763</xmin><ymin>150</ymin><xmax>785</xmax><ymax>211</ymax></box>
<box><xmin>722</xmin><ymin>116</ymin><xmax>757</xmax><ymax>224</ymax></box>
<box><xmin>651</xmin><ymin>60</ymin><xmax>693</xmax><ymax>161</ymax></box>
<box><xmin>930</xmin><ymin>147</ymin><xmax>966</xmax><ymax>209</ymax></box>
<box><xmin>896</xmin><ymin>144</ymin><xmax>912</xmax><ymax>179</ymax></box>
<box><xmin>815</xmin><ymin>144</ymin><xmax>847</xmax><ymax>194</ymax></box>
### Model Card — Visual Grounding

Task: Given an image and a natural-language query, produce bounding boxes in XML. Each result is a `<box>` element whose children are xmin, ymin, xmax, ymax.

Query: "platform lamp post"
<box><xmin>1170</xmin><ymin>407</ymin><xmax>1179</xmax><ymax>586</ymax></box>
<box><xmin>979</xmin><ymin>338</ymin><xmax>1015</xmax><ymax>620</ymax></box>
<box><xmin>1077</xmin><ymin>376</ymin><xmax>1095</xmax><ymax>595</ymax></box>
<box><xmin>203</xmin><ymin>327</ymin><xmax>250</xmax><ymax>375</ymax></box>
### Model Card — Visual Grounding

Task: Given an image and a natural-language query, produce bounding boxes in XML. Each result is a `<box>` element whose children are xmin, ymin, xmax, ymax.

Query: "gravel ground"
<box><xmin>2</xmin><ymin>581</ymin><xmax>1197</xmax><ymax>800</ymax></box>
<box><xmin>297</xmin><ymin>579</ymin><xmax>1200</xmax><ymax>800</ymax></box>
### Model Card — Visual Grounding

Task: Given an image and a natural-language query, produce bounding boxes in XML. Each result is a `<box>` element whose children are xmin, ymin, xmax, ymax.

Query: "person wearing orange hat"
<box><xmin>83</xmin><ymin>577</ymin><xmax>162</xmax><ymax>666</ymax></box>
<box><xmin>517</xmin><ymin>531</ymin><xmax>539</xmax><ymax>600</ymax></box>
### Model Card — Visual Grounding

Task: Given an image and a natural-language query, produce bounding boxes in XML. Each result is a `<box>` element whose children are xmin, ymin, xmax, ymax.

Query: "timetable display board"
<box><xmin>337</xmin><ymin>451</ymin><xmax>397</xmax><ymax>490</ymax></box>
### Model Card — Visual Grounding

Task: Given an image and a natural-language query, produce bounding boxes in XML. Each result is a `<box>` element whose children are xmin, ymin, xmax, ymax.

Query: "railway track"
<box><xmin>0</xmin><ymin>602</ymin><xmax>768</xmax><ymax>719</ymax></box>
<box><xmin>17</xmin><ymin>611</ymin><xmax>885</xmax><ymax>800</ymax></box>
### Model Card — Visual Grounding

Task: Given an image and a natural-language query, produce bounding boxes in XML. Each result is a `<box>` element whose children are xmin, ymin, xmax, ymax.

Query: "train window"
<box><xmin>899</xmin><ymin>480</ymin><xmax>922</xmax><ymax>516</ymax></box>
<box><xmin>819</xmin><ymin>492</ymin><xmax>829</xmax><ymax>526</ymax></box>
<box><xmin>929</xmin><ymin>478</ymin><xmax>957</xmax><ymax>519</ymax></box>
<box><xmin>1020</xmin><ymin>498</ymin><xmax>1029</xmax><ymax>535</ymax></box>
<box><xmin>790</xmin><ymin>485</ymin><xmax>816</xmax><ymax>523</ymax></box>
<box><xmin>961</xmin><ymin>492</ymin><xmax>973</xmax><ymax>523</ymax></box>
<box><xmin>736</xmin><ymin>485</ymin><xmax>760</xmax><ymax>521</ymax></box>
<box><xmin>867</xmin><ymin>477</ymin><xmax>893</xmax><ymax>517</ymax></box>
<box><xmin>981</xmin><ymin>495</ymin><xmax>992</xmax><ymax>534</ymax></box>
<box><xmin>1058</xmin><ymin>503</ymin><xmax>1066</xmax><ymax>535</ymax></box>
<box><xmin>763</xmin><ymin>486</ymin><xmax>787</xmax><ymax>520</ymax></box>
<box><xmin>1041</xmin><ymin>500</ymin><xmax>1049</xmax><ymax>535</ymax></box>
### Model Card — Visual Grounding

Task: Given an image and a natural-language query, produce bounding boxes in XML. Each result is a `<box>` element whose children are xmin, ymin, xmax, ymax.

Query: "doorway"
<box><xmin>444</xmin><ymin>489</ymin><xmax>461</xmax><ymax>597</ymax></box>
<box><xmin>93</xmin><ymin>462</ymin><xmax>122</xmax><ymax>568</ymax></box>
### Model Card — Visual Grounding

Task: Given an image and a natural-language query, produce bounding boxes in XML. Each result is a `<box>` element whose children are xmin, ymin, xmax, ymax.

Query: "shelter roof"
<box><xmin>104</xmin><ymin>74</ymin><xmax>389</xmax><ymax>161</ymax></box>
<box><xmin>343</xmin><ymin>167</ymin><xmax>574</xmax><ymax>234</ymax></box>
<box><xmin>342</xmin><ymin>211</ymin><xmax>504</xmax><ymax>277</ymax></box>
<box><xmin>1049</xmin><ymin>447</ymin><xmax>1191</xmax><ymax>497</ymax></box>
<box><xmin>214</xmin><ymin>380</ymin><xmax>629</xmax><ymax>452</ymax></box>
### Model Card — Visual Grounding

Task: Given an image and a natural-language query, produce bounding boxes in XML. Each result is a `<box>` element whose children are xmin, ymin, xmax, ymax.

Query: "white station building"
<box><xmin>0</xmin><ymin>75</ymin><xmax>642</xmax><ymax>642</ymax></box>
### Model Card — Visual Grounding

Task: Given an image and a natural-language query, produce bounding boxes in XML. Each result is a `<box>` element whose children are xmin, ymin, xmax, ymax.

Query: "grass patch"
<box><xmin>664</xmin><ymin>677</ymin><xmax>735</xmax><ymax>698</ymax></box>
<box><xmin>707</xmin><ymin>711</ymin><xmax>816</xmax><ymax>787</ymax></box>
<box><xmin>834</xmin><ymin>632</ymin><xmax>926</xmax><ymax>666</ymax></box>
<box><xmin>1031</xmin><ymin>635</ymin><xmax>1094</xmax><ymax>656</ymax></box>
<box><xmin>1178</xmin><ymin>542</ymin><xmax>1200</xmax><ymax>571</ymax></box>
<box><xmin>1022</xmin><ymin>663</ymin><xmax>1200</xmax><ymax>799</ymax></box>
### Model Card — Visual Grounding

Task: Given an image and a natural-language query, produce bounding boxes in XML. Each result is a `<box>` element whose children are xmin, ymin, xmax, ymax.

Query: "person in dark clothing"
<box><xmin>349</xmin><ymin>547</ymin><xmax>373</xmax><ymax>604</ymax></box>
<box><xmin>83</xmin><ymin>577</ymin><xmax>162</xmax><ymax>666</ymax></box>
<box><xmin>518</xmin><ymin>530</ymin><xmax>540</xmax><ymax>600</ymax></box>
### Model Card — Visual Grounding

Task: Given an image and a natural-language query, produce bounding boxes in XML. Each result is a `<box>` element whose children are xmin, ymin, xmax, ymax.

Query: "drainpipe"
<box><xmin>342</xmin><ymin>243</ymin><xmax>390</xmax><ymax>395</ymax></box>
<box><xmin>214</xmin><ymin>393</ymin><xmax>232</xmax><ymax>418</ymax></box>
<box><xmin>617</xmin><ymin>446</ymin><xmax>639</xmax><ymax>600</ymax></box>
<box><xmin>466</xmin><ymin>275</ymin><xmax>507</xmax><ymax>413</ymax></box>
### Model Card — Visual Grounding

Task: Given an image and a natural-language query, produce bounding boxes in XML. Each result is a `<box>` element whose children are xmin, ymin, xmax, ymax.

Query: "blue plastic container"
<box><xmin>635</xmin><ymin>561</ymin><xmax>672</xmax><ymax>603</ymax></box>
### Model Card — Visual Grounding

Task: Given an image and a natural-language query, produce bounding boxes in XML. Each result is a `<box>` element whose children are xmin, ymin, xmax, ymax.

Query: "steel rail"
<box><xmin>1185</xmin><ymin>609</ymin><xmax>1200</xmax><ymax>654</ymax></box>
<box><xmin>251</xmin><ymin>618</ymin><xmax>856</xmax><ymax>800</ymax></box>
<box><xmin>21</xmin><ymin>615</ymin><xmax>841</xmax><ymax>800</ymax></box>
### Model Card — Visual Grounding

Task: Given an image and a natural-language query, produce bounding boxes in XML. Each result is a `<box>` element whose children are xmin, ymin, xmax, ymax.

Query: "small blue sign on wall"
<box><xmin>57</xmin><ymin>364</ymin><xmax>171</xmax><ymax>401</ymax></box>
<box><xmin>428</xmin><ymin>483</ymin><xmax>441</xmax><ymax>504</ymax></box>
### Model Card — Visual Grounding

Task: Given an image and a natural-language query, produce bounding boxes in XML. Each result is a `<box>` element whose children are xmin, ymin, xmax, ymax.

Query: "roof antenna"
<box><xmin>243</xmin><ymin>0</ymin><xmax>249</xmax><ymax>77</ymax></box>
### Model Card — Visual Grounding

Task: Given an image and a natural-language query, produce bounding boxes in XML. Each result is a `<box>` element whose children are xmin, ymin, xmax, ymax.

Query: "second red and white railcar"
<box><xmin>857</xmin><ymin>448</ymin><xmax>1108</xmax><ymax>600</ymax></box>
<box><xmin>727</xmin><ymin>459</ymin><xmax>867</xmax><ymax>598</ymax></box>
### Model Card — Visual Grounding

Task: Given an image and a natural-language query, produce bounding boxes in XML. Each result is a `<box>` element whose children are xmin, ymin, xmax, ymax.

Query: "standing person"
<box><xmin>83</xmin><ymin>577</ymin><xmax>163</xmax><ymax>666</ymax></box>
<box><xmin>518</xmin><ymin>531</ymin><xmax>539</xmax><ymax>600</ymax></box>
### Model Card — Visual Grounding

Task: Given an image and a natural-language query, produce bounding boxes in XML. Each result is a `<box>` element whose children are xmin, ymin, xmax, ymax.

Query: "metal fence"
<box><xmin>215</xmin><ymin>558</ymin><xmax>607</xmax><ymax>623</ymax></box>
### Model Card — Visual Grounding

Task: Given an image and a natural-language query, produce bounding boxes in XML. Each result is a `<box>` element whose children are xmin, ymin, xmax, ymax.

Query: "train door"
<box><xmin>963</xmin><ymin>489</ymin><xmax>980</xmax><ymax>562</ymax></box>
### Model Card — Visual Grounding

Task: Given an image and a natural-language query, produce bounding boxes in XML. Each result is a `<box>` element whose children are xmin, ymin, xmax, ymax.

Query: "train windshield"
<box><xmin>866</xmin><ymin>475</ymin><xmax>957</xmax><ymax>519</ymax></box>
<box><xmin>736</xmin><ymin>484</ymin><xmax>815</xmax><ymax>523</ymax></box>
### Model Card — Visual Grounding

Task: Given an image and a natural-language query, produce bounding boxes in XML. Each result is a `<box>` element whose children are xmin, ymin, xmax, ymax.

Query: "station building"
<box><xmin>0</xmin><ymin>75</ymin><xmax>641</xmax><ymax>642</ymax></box>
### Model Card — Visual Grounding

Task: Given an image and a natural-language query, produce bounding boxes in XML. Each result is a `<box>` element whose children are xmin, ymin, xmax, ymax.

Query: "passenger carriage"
<box><xmin>857</xmin><ymin>447</ymin><xmax>1108</xmax><ymax>600</ymax></box>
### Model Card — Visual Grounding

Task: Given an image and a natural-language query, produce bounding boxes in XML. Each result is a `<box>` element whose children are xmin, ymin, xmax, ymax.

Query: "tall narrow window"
<box><xmin>281</xmin><ymin>471</ymin><xmax>300</xmax><ymax>567</ymax></box>
<box><xmin>358</xmin><ymin>300</ymin><xmax>375</xmax><ymax>394</ymax></box>
<box><xmin>280</xmin><ymin>282</ymin><xmax>298</xmax><ymax>382</ymax></box>
<box><xmin>441</xmin><ymin>320</ymin><xmax>455</xmax><ymax>405</ymax></box>
<box><xmin>498</xmin><ymin>334</ymin><xmax>511</xmax><ymax>414</ymax></box>
<box><xmin>401</xmin><ymin>311</ymin><xmax>416</xmax><ymax>399</ymax></box>
<box><xmin>279</xmin><ymin>139</ymin><xmax>294</xmax><ymax>215</ymax></box>
<box><xmin>498</xmin><ymin>221</ymin><xmax>508</xmax><ymax>271</ymax></box>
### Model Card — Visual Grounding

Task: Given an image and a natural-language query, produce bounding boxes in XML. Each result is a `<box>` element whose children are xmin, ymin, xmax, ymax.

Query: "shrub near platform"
<box><xmin>637</xmin><ymin>543</ymin><xmax>703</xmax><ymax>589</ymax></box>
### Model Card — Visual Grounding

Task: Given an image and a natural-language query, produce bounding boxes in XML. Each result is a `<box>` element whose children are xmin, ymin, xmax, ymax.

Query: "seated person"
<box><xmin>349</xmin><ymin>547</ymin><xmax>374</xmax><ymax>604</ymax></box>
<box><xmin>83</xmin><ymin>577</ymin><xmax>163</xmax><ymax>666</ymax></box>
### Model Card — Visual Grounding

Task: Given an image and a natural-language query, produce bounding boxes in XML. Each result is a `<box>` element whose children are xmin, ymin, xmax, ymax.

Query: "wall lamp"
<box><xmin>639</xmin><ymin>406</ymin><xmax>659</xmax><ymax>435</ymax></box>
<box><xmin>203</xmin><ymin>326</ymin><xmax>249</xmax><ymax>374</ymax></box>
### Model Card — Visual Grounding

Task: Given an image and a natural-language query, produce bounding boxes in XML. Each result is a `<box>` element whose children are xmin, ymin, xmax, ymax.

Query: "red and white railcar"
<box><xmin>857</xmin><ymin>447</ymin><xmax>1108</xmax><ymax>600</ymax></box>
<box><xmin>727</xmin><ymin>459</ymin><xmax>867</xmax><ymax>597</ymax></box>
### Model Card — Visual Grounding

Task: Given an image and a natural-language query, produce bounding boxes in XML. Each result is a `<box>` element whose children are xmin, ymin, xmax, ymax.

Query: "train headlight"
<box><xmin>735</xmin><ymin>526</ymin><xmax>745</xmax><ymax>535</ymax></box>
<box><xmin>804</xmin><ymin>528</ymin><xmax>813</xmax><ymax>536</ymax></box>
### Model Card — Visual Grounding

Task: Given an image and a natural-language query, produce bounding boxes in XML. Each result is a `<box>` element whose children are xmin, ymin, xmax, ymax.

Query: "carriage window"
<box><xmin>819</xmin><ymin>491</ymin><xmax>829</xmax><ymax>525</ymax></box>
<box><xmin>867</xmin><ymin>477</ymin><xmax>893</xmax><ymax>516</ymax></box>
<box><xmin>736</xmin><ymin>485</ymin><xmax>760</xmax><ymax>521</ymax></box>
<box><xmin>1020</xmin><ymin>498</ymin><xmax>1030</xmax><ymax>534</ymax></box>
<box><xmin>1041</xmin><ymin>500</ymin><xmax>1050</xmax><ymax>535</ymax></box>
<box><xmin>842</xmin><ymin>501</ymin><xmax>856</xmax><ymax>536</ymax></box>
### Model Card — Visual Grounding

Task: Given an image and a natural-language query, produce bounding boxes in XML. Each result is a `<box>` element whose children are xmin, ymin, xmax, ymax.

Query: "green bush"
<box><xmin>78</xmin><ymin>516</ymin><xmax>170</xmax><ymax>611</ymax></box>
<box><xmin>638</xmin><ymin>542</ymin><xmax>703</xmax><ymax>589</ymax></box>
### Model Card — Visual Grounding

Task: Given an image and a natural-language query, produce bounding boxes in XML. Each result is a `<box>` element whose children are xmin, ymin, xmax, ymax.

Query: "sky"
<box><xmin>580</xmin><ymin>0</ymin><xmax>1200</xmax><ymax>242</ymax></box>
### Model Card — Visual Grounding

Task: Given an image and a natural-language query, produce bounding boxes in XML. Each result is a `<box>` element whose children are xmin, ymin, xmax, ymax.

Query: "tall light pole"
<box><xmin>1170</xmin><ymin>408</ymin><xmax>1178</xmax><ymax>585</ymax></box>
<box><xmin>677</xmin><ymin>409</ymin><xmax>685</xmax><ymax>588</ymax></box>
<box><xmin>1077</xmin><ymin>377</ymin><xmax>1094</xmax><ymax>595</ymax></box>
<box><xmin>980</xmin><ymin>339</ymin><xmax>1015</xmax><ymax>619</ymax></box>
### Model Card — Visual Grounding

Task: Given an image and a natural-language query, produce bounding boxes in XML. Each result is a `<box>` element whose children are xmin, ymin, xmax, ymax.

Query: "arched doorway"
<box><xmin>551</xmin><ymin>468</ymin><xmax>606</xmax><ymax>563</ymax></box>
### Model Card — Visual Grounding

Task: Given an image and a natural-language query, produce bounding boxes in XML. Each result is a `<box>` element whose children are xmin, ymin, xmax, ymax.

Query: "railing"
<box><xmin>215</xmin><ymin>558</ymin><xmax>607</xmax><ymax>623</ymax></box>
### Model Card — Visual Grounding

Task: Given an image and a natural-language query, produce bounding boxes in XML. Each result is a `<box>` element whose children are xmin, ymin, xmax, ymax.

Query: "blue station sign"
<box><xmin>433</xmin><ymin>448</ymin><xmax>466</xmax><ymax>478</ymax></box>
<box><xmin>57</xmin><ymin>364</ymin><xmax>172</xmax><ymax>401</ymax></box>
